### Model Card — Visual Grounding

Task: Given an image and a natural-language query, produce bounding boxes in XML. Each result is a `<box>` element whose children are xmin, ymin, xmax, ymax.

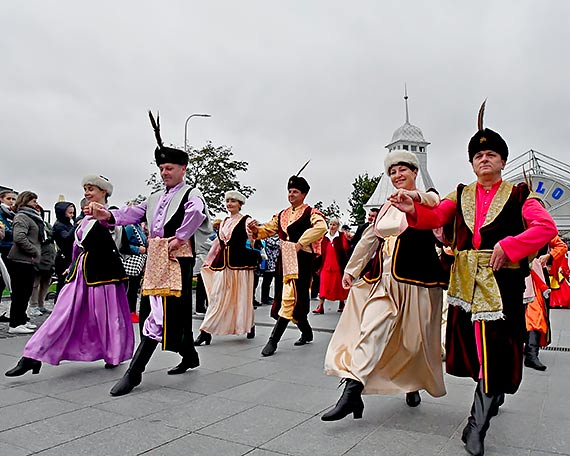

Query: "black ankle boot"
<box><xmin>321</xmin><ymin>378</ymin><xmax>365</xmax><ymax>421</ymax></box>
<box><xmin>294</xmin><ymin>319</ymin><xmax>313</xmax><ymax>346</ymax></box>
<box><xmin>5</xmin><ymin>357</ymin><xmax>42</xmax><ymax>377</ymax></box>
<box><xmin>524</xmin><ymin>330</ymin><xmax>547</xmax><ymax>371</ymax></box>
<box><xmin>246</xmin><ymin>326</ymin><xmax>255</xmax><ymax>339</ymax></box>
<box><xmin>261</xmin><ymin>317</ymin><xmax>289</xmax><ymax>357</ymax></box>
<box><xmin>194</xmin><ymin>331</ymin><xmax>212</xmax><ymax>346</ymax></box>
<box><xmin>406</xmin><ymin>391</ymin><xmax>421</xmax><ymax>407</ymax></box>
<box><xmin>167</xmin><ymin>351</ymin><xmax>199</xmax><ymax>375</ymax></box>
<box><xmin>110</xmin><ymin>336</ymin><xmax>158</xmax><ymax>396</ymax></box>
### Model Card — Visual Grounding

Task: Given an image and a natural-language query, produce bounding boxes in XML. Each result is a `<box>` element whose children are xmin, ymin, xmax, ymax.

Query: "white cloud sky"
<box><xmin>1</xmin><ymin>0</ymin><xmax>568</xmax><ymax>223</ymax></box>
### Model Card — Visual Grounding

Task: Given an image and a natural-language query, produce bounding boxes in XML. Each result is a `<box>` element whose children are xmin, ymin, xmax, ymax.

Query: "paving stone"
<box><xmin>198</xmin><ymin>405</ymin><xmax>311</xmax><ymax>447</ymax></box>
<box><xmin>35</xmin><ymin>417</ymin><xmax>187</xmax><ymax>456</ymax></box>
<box><xmin>214</xmin><ymin>378</ymin><xmax>340</xmax><ymax>414</ymax></box>
<box><xmin>143</xmin><ymin>432</ymin><xmax>252</xmax><ymax>455</ymax></box>
<box><xmin>142</xmin><ymin>395</ymin><xmax>254</xmax><ymax>432</ymax></box>
<box><xmin>0</xmin><ymin>440</ymin><xmax>32</xmax><ymax>456</ymax></box>
<box><xmin>164</xmin><ymin>370</ymin><xmax>258</xmax><ymax>395</ymax></box>
<box><xmin>0</xmin><ymin>406</ymin><xmax>130</xmax><ymax>451</ymax></box>
<box><xmin>0</xmin><ymin>396</ymin><xmax>80</xmax><ymax>431</ymax></box>
<box><xmin>94</xmin><ymin>387</ymin><xmax>202</xmax><ymax>418</ymax></box>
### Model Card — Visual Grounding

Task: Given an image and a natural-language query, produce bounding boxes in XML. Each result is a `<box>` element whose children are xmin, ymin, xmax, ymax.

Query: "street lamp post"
<box><xmin>184</xmin><ymin>113</ymin><xmax>211</xmax><ymax>152</ymax></box>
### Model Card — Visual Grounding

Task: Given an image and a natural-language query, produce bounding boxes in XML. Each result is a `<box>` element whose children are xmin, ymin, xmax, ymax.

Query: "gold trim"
<box><xmin>460</xmin><ymin>183</ymin><xmax>477</xmax><ymax>234</ymax></box>
<box><xmin>482</xmin><ymin>321</ymin><xmax>488</xmax><ymax>394</ymax></box>
<box><xmin>391</xmin><ymin>237</ymin><xmax>448</xmax><ymax>287</ymax></box>
<box><xmin>481</xmin><ymin>181</ymin><xmax>513</xmax><ymax>228</ymax></box>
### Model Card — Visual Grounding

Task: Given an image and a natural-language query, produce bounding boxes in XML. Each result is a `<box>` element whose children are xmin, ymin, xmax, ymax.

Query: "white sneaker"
<box><xmin>8</xmin><ymin>325</ymin><xmax>35</xmax><ymax>334</ymax></box>
<box><xmin>28</xmin><ymin>308</ymin><xmax>43</xmax><ymax>317</ymax></box>
<box><xmin>25</xmin><ymin>322</ymin><xmax>38</xmax><ymax>329</ymax></box>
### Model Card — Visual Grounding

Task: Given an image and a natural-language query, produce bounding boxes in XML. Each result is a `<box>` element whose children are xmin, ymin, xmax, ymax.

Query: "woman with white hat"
<box><xmin>322</xmin><ymin>151</ymin><xmax>447</xmax><ymax>421</ymax></box>
<box><xmin>194</xmin><ymin>191</ymin><xmax>258</xmax><ymax>346</ymax></box>
<box><xmin>5</xmin><ymin>175</ymin><xmax>134</xmax><ymax>377</ymax></box>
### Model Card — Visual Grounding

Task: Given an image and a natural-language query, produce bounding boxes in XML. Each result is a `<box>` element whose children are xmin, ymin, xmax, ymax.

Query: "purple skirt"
<box><xmin>23</xmin><ymin>257</ymin><xmax>134</xmax><ymax>366</ymax></box>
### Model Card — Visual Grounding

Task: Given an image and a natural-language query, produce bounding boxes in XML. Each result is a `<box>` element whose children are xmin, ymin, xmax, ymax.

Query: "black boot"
<box><xmin>294</xmin><ymin>319</ymin><xmax>313</xmax><ymax>346</ymax></box>
<box><xmin>5</xmin><ymin>357</ymin><xmax>42</xmax><ymax>377</ymax></box>
<box><xmin>406</xmin><ymin>391</ymin><xmax>421</xmax><ymax>407</ymax></box>
<box><xmin>246</xmin><ymin>325</ymin><xmax>255</xmax><ymax>339</ymax></box>
<box><xmin>524</xmin><ymin>330</ymin><xmax>547</xmax><ymax>371</ymax></box>
<box><xmin>461</xmin><ymin>381</ymin><xmax>503</xmax><ymax>456</ymax></box>
<box><xmin>261</xmin><ymin>317</ymin><xmax>289</xmax><ymax>356</ymax></box>
<box><xmin>168</xmin><ymin>337</ymin><xmax>200</xmax><ymax>375</ymax></box>
<box><xmin>194</xmin><ymin>331</ymin><xmax>212</xmax><ymax>346</ymax></box>
<box><xmin>321</xmin><ymin>378</ymin><xmax>365</xmax><ymax>421</ymax></box>
<box><xmin>110</xmin><ymin>336</ymin><xmax>158</xmax><ymax>396</ymax></box>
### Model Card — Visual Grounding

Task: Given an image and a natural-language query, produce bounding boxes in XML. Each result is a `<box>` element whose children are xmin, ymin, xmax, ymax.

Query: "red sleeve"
<box><xmin>407</xmin><ymin>199</ymin><xmax>457</xmax><ymax>229</ymax></box>
<box><xmin>499</xmin><ymin>199</ymin><xmax>558</xmax><ymax>263</ymax></box>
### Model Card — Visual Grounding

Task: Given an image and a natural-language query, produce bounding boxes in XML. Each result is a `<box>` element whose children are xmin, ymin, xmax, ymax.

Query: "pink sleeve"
<box><xmin>203</xmin><ymin>237</ymin><xmax>220</xmax><ymax>267</ymax></box>
<box><xmin>408</xmin><ymin>199</ymin><xmax>457</xmax><ymax>229</ymax></box>
<box><xmin>499</xmin><ymin>199</ymin><xmax>558</xmax><ymax>263</ymax></box>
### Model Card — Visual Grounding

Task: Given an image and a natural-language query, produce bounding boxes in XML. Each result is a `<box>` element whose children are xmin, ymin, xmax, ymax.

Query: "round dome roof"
<box><xmin>390</xmin><ymin>121</ymin><xmax>426</xmax><ymax>143</ymax></box>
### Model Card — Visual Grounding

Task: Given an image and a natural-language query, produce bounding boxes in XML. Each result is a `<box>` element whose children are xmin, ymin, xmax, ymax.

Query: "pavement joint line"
<box><xmin>192</xmin><ymin>315</ymin><xmax>335</xmax><ymax>333</ymax></box>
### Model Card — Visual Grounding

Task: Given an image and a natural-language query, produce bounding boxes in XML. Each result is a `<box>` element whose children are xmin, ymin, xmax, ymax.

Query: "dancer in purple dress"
<box><xmin>5</xmin><ymin>175</ymin><xmax>134</xmax><ymax>377</ymax></box>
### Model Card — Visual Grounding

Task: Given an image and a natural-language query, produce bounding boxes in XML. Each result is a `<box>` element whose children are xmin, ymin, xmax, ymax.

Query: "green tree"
<box><xmin>147</xmin><ymin>142</ymin><xmax>255</xmax><ymax>214</ymax></box>
<box><xmin>314</xmin><ymin>200</ymin><xmax>342</xmax><ymax>221</ymax></box>
<box><xmin>348</xmin><ymin>172</ymin><xmax>381</xmax><ymax>225</ymax></box>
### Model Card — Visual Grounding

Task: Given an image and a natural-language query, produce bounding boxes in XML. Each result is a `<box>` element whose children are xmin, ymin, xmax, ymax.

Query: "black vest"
<box><xmin>454</xmin><ymin>182</ymin><xmax>530</xmax><ymax>276</ymax></box>
<box><xmin>277</xmin><ymin>206</ymin><xmax>313</xmax><ymax>244</ymax></box>
<box><xmin>209</xmin><ymin>216</ymin><xmax>259</xmax><ymax>270</ymax></box>
<box><xmin>66</xmin><ymin>221</ymin><xmax>127</xmax><ymax>286</ymax></box>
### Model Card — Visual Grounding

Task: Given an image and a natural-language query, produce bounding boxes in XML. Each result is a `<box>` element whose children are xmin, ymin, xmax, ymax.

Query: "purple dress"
<box><xmin>23</xmin><ymin>217</ymin><xmax>134</xmax><ymax>366</ymax></box>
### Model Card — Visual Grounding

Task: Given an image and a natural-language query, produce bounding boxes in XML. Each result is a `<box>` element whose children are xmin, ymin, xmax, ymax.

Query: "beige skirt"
<box><xmin>324</xmin><ymin>273</ymin><xmax>446</xmax><ymax>397</ymax></box>
<box><xmin>200</xmin><ymin>267</ymin><xmax>255</xmax><ymax>335</ymax></box>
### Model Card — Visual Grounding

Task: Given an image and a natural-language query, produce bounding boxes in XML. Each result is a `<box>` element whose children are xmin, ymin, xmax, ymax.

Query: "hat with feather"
<box><xmin>149</xmin><ymin>111</ymin><xmax>189</xmax><ymax>166</ymax></box>
<box><xmin>468</xmin><ymin>100</ymin><xmax>508</xmax><ymax>163</ymax></box>
<box><xmin>287</xmin><ymin>160</ymin><xmax>311</xmax><ymax>193</ymax></box>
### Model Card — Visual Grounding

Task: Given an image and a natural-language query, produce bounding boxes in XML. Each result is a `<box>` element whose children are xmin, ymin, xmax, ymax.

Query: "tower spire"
<box><xmin>404</xmin><ymin>83</ymin><xmax>410</xmax><ymax>123</ymax></box>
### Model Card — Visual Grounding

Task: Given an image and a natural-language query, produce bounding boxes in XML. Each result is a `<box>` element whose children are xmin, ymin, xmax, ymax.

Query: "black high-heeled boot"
<box><xmin>194</xmin><ymin>331</ymin><xmax>212</xmax><ymax>346</ymax></box>
<box><xmin>5</xmin><ymin>357</ymin><xmax>42</xmax><ymax>377</ymax></box>
<box><xmin>524</xmin><ymin>330</ymin><xmax>547</xmax><ymax>371</ymax></box>
<box><xmin>321</xmin><ymin>378</ymin><xmax>365</xmax><ymax>421</ymax></box>
<box><xmin>406</xmin><ymin>391</ymin><xmax>421</xmax><ymax>407</ymax></box>
<box><xmin>246</xmin><ymin>325</ymin><xmax>255</xmax><ymax>339</ymax></box>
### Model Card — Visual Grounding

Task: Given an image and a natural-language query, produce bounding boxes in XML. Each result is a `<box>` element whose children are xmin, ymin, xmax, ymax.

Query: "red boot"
<box><xmin>131</xmin><ymin>312</ymin><xmax>139</xmax><ymax>323</ymax></box>
<box><xmin>312</xmin><ymin>302</ymin><xmax>324</xmax><ymax>314</ymax></box>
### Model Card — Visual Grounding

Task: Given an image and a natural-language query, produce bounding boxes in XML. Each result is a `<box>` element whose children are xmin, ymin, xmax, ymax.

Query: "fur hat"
<box><xmin>81</xmin><ymin>175</ymin><xmax>113</xmax><ymax>196</ymax></box>
<box><xmin>468</xmin><ymin>128</ymin><xmax>508</xmax><ymax>163</ymax></box>
<box><xmin>148</xmin><ymin>111</ymin><xmax>189</xmax><ymax>167</ymax></box>
<box><xmin>468</xmin><ymin>100</ymin><xmax>508</xmax><ymax>163</ymax></box>
<box><xmin>154</xmin><ymin>146</ymin><xmax>189</xmax><ymax>166</ymax></box>
<box><xmin>225</xmin><ymin>190</ymin><xmax>246</xmax><ymax>204</ymax></box>
<box><xmin>384</xmin><ymin>150</ymin><xmax>420</xmax><ymax>174</ymax></box>
<box><xmin>287</xmin><ymin>175</ymin><xmax>310</xmax><ymax>193</ymax></box>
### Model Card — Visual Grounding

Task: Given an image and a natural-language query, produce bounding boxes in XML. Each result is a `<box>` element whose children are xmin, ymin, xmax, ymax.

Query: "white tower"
<box><xmin>365</xmin><ymin>89</ymin><xmax>435</xmax><ymax>209</ymax></box>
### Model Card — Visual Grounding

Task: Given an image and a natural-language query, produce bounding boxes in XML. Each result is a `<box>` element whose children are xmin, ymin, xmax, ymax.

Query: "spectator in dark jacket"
<box><xmin>52</xmin><ymin>202</ymin><xmax>76</xmax><ymax>303</ymax></box>
<box><xmin>28</xmin><ymin>207</ymin><xmax>56</xmax><ymax>316</ymax></box>
<box><xmin>7</xmin><ymin>191</ymin><xmax>44</xmax><ymax>334</ymax></box>
<box><xmin>0</xmin><ymin>189</ymin><xmax>17</xmax><ymax>312</ymax></box>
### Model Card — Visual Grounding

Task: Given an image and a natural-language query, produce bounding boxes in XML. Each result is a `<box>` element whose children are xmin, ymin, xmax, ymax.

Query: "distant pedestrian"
<box><xmin>120</xmin><ymin>220</ymin><xmax>148</xmax><ymax>323</ymax></box>
<box><xmin>6</xmin><ymin>191</ymin><xmax>43</xmax><ymax>335</ymax></box>
<box><xmin>0</xmin><ymin>189</ymin><xmax>17</xmax><ymax>311</ymax></box>
<box><xmin>260</xmin><ymin>234</ymin><xmax>280</xmax><ymax>305</ymax></box>
<box><xmin>52</xmin><ymin>201</ymin><xmax>76</xmax><ymax>303</ymax></box>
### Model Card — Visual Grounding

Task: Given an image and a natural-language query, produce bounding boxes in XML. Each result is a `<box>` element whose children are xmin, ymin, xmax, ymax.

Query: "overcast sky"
<box><xmin>1</xmin><ymin>1</ymin><xmax>569</xmax><ymax>223</ymax></box>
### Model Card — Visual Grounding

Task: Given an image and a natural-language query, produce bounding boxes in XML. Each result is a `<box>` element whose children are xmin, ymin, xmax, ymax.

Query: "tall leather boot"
<box><xmin>261</xmin><ymin>317</ymin><xmax>289</xmax><ymax>356</ymax></box>
<box><xmin>461</xmin><ymin>381</ymin><xmax>503</xmax><ymax>456</ymax></box>
<box><xmin>524</xmin><ymin>330</ymin><xmax>547</xmax><ymax>371</ymax></box>
<box><xmin>321</xmin><ymin>378</ymin><xmax>365</xmax><ymax>421</ymax></box>
<box><xmin>294</xmin><ymin>319</ymin><xmax>313</xmax><ymax>346</ymax></box>
<box><xmin>110</xmin><ymin>336</ymin><xmax>158</xmax><ymax>396</ymax></box>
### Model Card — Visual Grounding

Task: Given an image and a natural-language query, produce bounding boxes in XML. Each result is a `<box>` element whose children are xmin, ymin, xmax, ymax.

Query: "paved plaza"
<box><xmin>1</xmin><ymin>298</ymin><xmax>569</xmax><ymax>456</ymax></box>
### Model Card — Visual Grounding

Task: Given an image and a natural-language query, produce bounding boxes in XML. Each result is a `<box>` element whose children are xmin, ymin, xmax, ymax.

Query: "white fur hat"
<box><xmin>225</xmin><ymin>190</ymin><xmax>246</xmax><ymax>204</ymax></box>
<box><xmin>81</xmin><ymin>175</ymin><xmax>114</xmax><ymax>197</ymax></box>
<box><xmin>384</xmin><ymin>150</ymin><xmax>420</xmax><ymax>174</ymax></box>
